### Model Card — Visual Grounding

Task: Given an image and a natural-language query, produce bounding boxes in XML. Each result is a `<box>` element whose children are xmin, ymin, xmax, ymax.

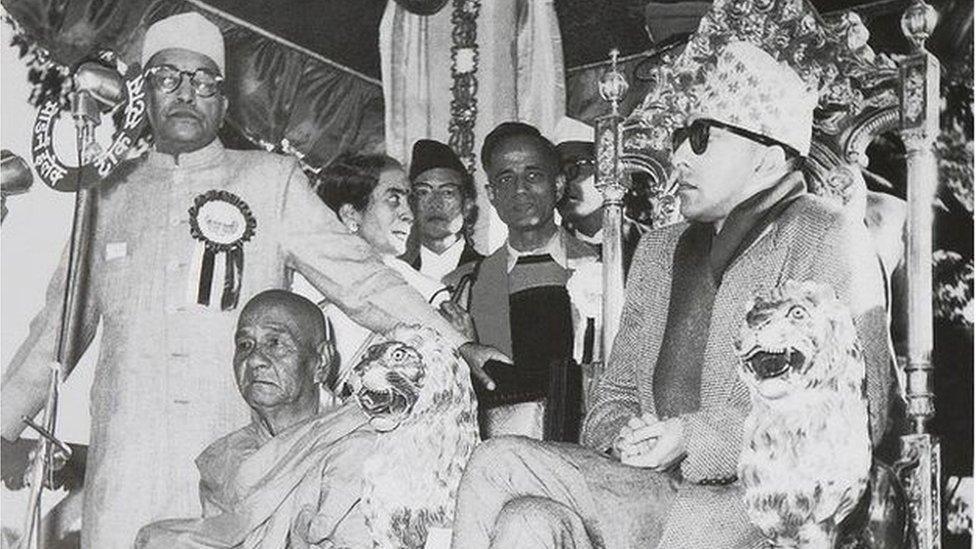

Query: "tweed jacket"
<box><xmin>581</xmin><ymin>192</ymin><xmax>895</xmax><ymax>549</ymax></box>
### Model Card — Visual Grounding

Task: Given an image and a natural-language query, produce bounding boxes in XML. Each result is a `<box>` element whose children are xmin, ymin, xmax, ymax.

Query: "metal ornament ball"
<box><xmin>599</xmin><ymin>49</ymin><xmax>629</xmax><ymax>114</ymax></box>
<box><xmin>900</xmin><ymin>0</ymin><xmax>939</xmax><ymax>50</ymax></box>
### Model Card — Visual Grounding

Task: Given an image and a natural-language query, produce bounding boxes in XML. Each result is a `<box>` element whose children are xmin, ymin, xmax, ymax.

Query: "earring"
<box><xmin>348</xmin><ymin>222</ymin><xmax>359</xmax><ymax>233</ymax></box>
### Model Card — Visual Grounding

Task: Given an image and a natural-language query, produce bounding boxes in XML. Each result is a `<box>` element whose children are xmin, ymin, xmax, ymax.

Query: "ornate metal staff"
<box><xmin>594</xmin><ymin>49</ymin><xmax>630</xmax><ymax>357</ymax></box>
<box><xmin>897</xmin><ymin>0</ymin><xmax>942</xmax><ymax>546</ymax></box>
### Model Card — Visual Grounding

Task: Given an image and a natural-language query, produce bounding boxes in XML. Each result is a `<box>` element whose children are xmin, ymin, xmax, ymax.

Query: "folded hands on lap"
<box><xmin>612</xmin><ymin>413</ymin><xmax>686</xmax><ymax>471</ymax></box>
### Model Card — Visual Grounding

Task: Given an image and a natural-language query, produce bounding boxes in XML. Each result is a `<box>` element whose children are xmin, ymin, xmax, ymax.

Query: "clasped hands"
<box><xmin>612</xmin><ymin>413</ymin><xmax>686</xmax><ymax>471</ymax></box>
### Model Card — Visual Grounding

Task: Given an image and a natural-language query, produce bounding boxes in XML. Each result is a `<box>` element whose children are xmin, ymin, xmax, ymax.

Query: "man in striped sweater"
<box><xmin>462</xmin><ymin>122</ymin><xmax>598</xmax><ymax>443</ymax></box>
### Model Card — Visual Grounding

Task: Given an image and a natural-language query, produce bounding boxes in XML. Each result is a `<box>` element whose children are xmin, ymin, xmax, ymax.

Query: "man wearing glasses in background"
<box><xmin>0</xmin><ymin>11</ymin><xmax>505</xmax><ymax>548</ymax></box>
<box><xmin>404</xmin><ymin>139</ymin><xmax>483</xmax><ymax>283</ymax></box>
<box><xmin>451</xmin><ymin>40</ymin><xmax>895</xmax><ymax>548</ymax></box>
<box><xmin>555</xmin><ymin>139</ymin><xmax>645</xmax><ymax>276</ymax></box>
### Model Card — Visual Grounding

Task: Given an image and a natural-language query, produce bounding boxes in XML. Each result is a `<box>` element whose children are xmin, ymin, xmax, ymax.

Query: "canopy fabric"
<box><xmin>1</xmin><ymin>0</ymin><xmax>385</xmax><ymax>170</ymax></box>
<box><xmin>3</xmin><ymin>0</ymin><xmax>968</xmax><ymax>171</ymax></box>
<box><xmin>202</xmin><ymin>0</ymin><xmax>386</xmax><ymax>80</ymax></box>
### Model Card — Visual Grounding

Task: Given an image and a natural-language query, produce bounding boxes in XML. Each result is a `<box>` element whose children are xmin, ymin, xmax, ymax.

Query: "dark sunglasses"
<box><xmin>671</xmin><ymin>119</ymin><xmax>798</xmax><ymax>157</ymax></box>
<box><xmin>146</xmin><ymin>64</ymin><xmax>224</xmax><ymax>98</ymax></box>
<box><xmin>561</xmin><ymin>158</ymin><xmax>596</xmax><ymax>182</ymax></box>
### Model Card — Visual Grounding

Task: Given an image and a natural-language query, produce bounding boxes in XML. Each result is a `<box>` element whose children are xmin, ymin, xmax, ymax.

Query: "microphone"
<box><xmin>74</xmin><ymin>62</ymin><xmax>126</xmax><ymax>111</ymax></box>
<box><xmin>71</xmin><ymin>62</ymin><xmax>127</xmax><ymax>127</ymax></box>
<box><xmin>2</xmin><ymin>150</ymin><xmax>33</xmax><ymax>195</ymax></box>
<box><xmin>1</xmin><ymin>150</ymin><xmax>34</xmax><ymax>223</ymax></box>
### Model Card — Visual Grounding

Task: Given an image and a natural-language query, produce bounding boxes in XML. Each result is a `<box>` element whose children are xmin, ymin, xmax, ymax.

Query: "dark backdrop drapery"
<box><xmin>4</xmin><ymin>0</ymin><xmax>970</xmax><ymax>170</ymax></box>
<box><xmin>2</xmin><ymin>0</ymin><xmax>386</xmax><ymax>170</ymax></box>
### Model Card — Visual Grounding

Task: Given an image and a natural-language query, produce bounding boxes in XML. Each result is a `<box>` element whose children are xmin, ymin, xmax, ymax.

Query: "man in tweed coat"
<box><xmin>450</xmin><ymin>41</ymin><xmax>896</xmax><ymax>549</ymax></box>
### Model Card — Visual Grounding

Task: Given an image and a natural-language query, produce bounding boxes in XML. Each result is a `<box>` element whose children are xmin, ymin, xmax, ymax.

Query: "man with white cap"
<box><xmin>0</xmin><ymin>11</ymin><xmax>504</xmax><ymax>548</ymax></box>
<box><xmin>450</xmin><ymin>40</ymin><xmax>895</xmax><ymax>548</ymax></box>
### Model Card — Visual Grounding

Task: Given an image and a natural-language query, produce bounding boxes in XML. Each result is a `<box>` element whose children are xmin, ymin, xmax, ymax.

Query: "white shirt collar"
<box><xmin>419</xmin><ymin>237</ymin><xmax>466</xmax><ymax>281</ymax></box>
<box><xmin>383</xmin><ymin>255</ymin><xmax>445</xmax><ymax>302</ymax></box>
<box><xmin>147</xmin><ymin>139</ymin><xmax>224</xmax><ymax>169</ymax></box>
<box><xmin>506</xmin><ymin>228</ymin><xmax>567</xmax><ymax>273</ymax></box>
<box><xmin>571</xmin><ymin>228</ymin><xmax>603</xmax><ymax>246</ymax></box>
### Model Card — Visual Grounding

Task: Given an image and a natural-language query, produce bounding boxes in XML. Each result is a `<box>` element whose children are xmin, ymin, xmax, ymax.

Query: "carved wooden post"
<box><xmin>898</xmin><ymin>0</ymin><xmax>942</xmax><ymax>546</ymax></box>
<box><xmin>595</xmin><ymin>49</ymin><xmax>629</xmax><ymax>358</ymax></box>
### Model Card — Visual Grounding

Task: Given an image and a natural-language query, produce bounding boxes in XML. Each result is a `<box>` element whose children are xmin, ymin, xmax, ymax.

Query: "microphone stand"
<box><xmin>18</xmin><ymin>89</ymin><xmax>101</xmax><ymax>549</ymax></box>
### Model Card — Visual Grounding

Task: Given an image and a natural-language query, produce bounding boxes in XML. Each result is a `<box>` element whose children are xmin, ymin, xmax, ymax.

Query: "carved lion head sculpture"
<box><xmin>734</xmin><ymin>279</ymin><xmax>865</xmax><ymax>402</ymax></box>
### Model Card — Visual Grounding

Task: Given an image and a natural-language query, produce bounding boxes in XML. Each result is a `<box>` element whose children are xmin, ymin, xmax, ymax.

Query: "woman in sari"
<box><xmin>309</xmin><ymin>154</ymin><xmax>463</xmax><ymax>393</ymax></box>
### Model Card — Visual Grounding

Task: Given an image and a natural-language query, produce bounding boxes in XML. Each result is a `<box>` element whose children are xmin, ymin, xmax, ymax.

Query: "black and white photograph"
<box><xmin>0</xmin><ymin>0</ymin><xmax>972</xmax><ymax>547</ymax></box>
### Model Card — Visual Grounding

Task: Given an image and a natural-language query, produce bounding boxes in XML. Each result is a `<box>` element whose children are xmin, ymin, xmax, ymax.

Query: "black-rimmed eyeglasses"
<box><xmin>410</xmin><ymin>184</ymin><xmax>463</xmax><ymax>203</ymax></box>
<box><xmin>145</xmin><ymin>64</ymin><xmax>224</xmax><ymax>98</ymax></box>
<box><xmin>671</xmin><ymin>118</ymin><xmax>798</xmax><ymax>158</ymax></box>
<box><xmin>561</xmin><ymin>158</ymin><xmax>595</xmax><ymax>182</ymax></box>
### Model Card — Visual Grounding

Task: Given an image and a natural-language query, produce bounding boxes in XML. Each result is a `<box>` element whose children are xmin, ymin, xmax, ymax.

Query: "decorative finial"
<box><xmin>901</xmin><ymin>0</ymin><xmax>939</xmax><ymax>51</ymax></box>
<box><xmin>599</xmin><ymin>48</ymin><xmax>629</xmax><ymax>115</ymax></box>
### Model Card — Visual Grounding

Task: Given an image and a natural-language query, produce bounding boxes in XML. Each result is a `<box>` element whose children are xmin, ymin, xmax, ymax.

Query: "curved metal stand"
<box><xmin>18</xmin><ymin>90</ymin><xmax>100</xmax><ymax>549</ymax></box>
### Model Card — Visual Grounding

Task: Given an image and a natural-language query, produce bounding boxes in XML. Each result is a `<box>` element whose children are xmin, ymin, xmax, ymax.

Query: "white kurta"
<box><xmin>0</xmin><ymin>141</ymin><xmax>466</xmax><ymax>549</ymax></box>
<box><xmin>419</xmin><ymin>237</ymin><xmax>467</xmax><ymax>282</ymax></box>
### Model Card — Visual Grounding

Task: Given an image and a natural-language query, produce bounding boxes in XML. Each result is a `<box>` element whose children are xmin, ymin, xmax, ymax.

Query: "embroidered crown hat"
<box><xmin>142</xmin><ymin>12</ymin><xmax>225</xmax><ymax>74</ymax></box>
<box><xmin>691</xmin><ymin>40</ymin><xmax>818</xmax><ymax>156</ymax></box>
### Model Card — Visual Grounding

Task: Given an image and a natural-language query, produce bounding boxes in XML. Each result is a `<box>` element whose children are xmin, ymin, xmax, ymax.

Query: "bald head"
<box><xmin>234</xmin><ymin>290</ymin><xmax>330</xmax><ymax>422</ymax></box>
<box><xmin>238</xmin><ymin>290</ymin><xmax>326</xmax><ymax>350</ymax></box>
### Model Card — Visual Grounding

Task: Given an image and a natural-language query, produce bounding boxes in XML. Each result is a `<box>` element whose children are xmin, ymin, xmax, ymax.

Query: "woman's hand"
<box><xmin>444</xmin><ymin>303</ymin><xmax>513</xmax><ymax>391</ymax></box>
<box><xmin>458</xmin><ymin>343</ymin><xmax>512</xmax><ymax>391</ymax></box>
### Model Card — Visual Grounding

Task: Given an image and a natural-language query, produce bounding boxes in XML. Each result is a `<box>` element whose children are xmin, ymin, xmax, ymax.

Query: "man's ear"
<box><xmin>461</xmin><ymin>198</ymin><xmax>478</xmax><ymax>226</ymax></box>
<box><xmin>314</xmin><ymin>339</ymin><xmax>339</xmax><ymax>391</ymax></box>
<box><xmin>554</xmin><ymin>174</ymin><xmax>567</xmax><ymax>203</ymax></box>
<box><xmin>338</xmin><ymin>204</ymin><xmax>363</xmax><ymax>232</ymax></box>
<box><xmin>754</xmin><ymin>144</ymin><xmax>789</xmax><ymax>179</ymax></box>
<box><xmin>461</xmin><ymin>197</ymin><xmax>475</xmax><ymax>217</ymax></box>
<box><xmin>218</xmin><ymin>95</ymin><xmax>229</xmax><ymax>128</ymax></box>
<box><xmin>485</xmin><ymin>184</ymin><xmax>497</xmax><ymax>204</ymax></box>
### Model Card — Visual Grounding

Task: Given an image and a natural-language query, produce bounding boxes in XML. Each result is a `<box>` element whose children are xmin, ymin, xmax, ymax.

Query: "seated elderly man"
<box><xmin>135</xmin><ymin>290</ymin><xmax>374</xmax><ymax>548</ymax></box>
<box><xmin>197</xmin><ymin>290</ymin><xmax>339</xmax><ymax>506</ymax></box>
<box><xmin>450</xmin><ymin>40</ymin><xmax>896</xmax><ymax>549</ymax></box>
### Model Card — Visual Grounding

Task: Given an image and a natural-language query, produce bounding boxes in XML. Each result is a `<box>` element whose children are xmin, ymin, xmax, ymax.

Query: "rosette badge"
<box><xmin>188</xmin><ymin>190</ymin><xmax>257</xmax><ymax>310</ymax></box>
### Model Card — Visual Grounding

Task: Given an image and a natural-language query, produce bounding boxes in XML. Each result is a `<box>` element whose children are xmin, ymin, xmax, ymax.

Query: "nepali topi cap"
<box><xmin>142</xmin><ymin>12</ymin><xmax>225</xmax><ymax>74</ymax></box>
<box><xmin>409</xmin><ymin>139</ymin><xmax>467</xmax><ymax>181</ymax></box>
<box><xmin>691</xmin><ymin>40</ymin><xmax>818</xmax><ymax>156</ymax></box>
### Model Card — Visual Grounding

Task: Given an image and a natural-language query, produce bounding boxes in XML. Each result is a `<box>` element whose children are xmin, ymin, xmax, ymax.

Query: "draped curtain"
<box><xmin>379</xmin><ymin>0</ymin><xmax>567</xmax><ymax>253</ymax></box>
